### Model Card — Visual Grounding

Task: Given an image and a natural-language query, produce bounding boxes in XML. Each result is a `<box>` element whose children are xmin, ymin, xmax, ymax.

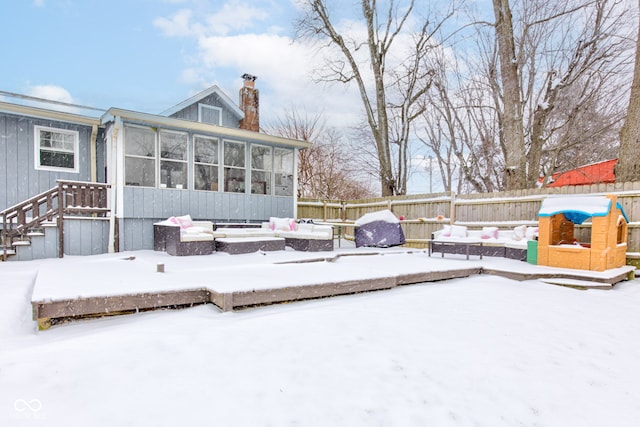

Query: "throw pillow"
<box><xmin>513</xmin><ymin>225</ymin><xmax>527</xmax><ymax>240</ymax></box>
<box><xmin>175</xmin><ymin>214</ymin><xmax>194</xmax><ymax>229</ymax></box>
<box><xmin>450</xmin><ymin>225</ymin><xmax>468</xmax><ymax>238</ymax></box>
<box><xmin>481</xmin><ymin>226</ymin><xmax>499</xmax><ymax>239</ymax></box>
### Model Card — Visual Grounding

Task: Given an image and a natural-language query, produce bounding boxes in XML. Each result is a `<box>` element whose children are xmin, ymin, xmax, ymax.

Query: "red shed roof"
<box><xmin>546</xmin><ymin>159</ymin><xmax>617</xmax><ymax>188</ymax></box>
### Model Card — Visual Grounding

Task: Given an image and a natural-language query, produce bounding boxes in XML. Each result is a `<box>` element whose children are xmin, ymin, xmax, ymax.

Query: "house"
<box><xmin>0</xmin><ymin>74</ymin><xmax>311</xmax><ymax>260</ymax></box>
<box><xmin>543</xmin><ymin>159</ymin><xmax>617</xmax><ymax>188</ymax></box>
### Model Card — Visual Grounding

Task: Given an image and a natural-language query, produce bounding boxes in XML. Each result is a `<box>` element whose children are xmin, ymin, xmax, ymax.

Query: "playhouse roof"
<box><xmin>538</xmin><ymin>196</ymin><xmax>628</xmax><ymax>224</ymax></box>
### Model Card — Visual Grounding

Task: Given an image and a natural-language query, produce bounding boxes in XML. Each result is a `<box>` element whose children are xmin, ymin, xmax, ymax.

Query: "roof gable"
<box><xmin>160</xmin><ymin>85</ymin><xmax>244</xmax><ymax>119</ymax></box>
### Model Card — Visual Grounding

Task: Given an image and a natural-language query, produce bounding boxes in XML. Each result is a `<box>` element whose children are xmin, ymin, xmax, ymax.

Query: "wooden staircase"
<box><xmin>1</xmin><ymin>180</ymin><xmax>110</xmax><ymax>261</ymax></box>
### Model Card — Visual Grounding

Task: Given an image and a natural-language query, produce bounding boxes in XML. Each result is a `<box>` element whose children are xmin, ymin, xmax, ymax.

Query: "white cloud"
<box><xmin>194</xmin><ymin>32</ymin><xmax>362</xmax><ymax>127</ymax></box>
<box><xmin>153</xmin><ymin>1</ymin><xmax>366</xmax><ymax>127</ymax></box>
<box><xmin>27</xmin><ymin>85</ymin><xmax>74</xmax><ymax>103</ymax></box>
<box><xmin>153</xmin><ymin>9</ymin><xmax>197</xmax><ymax>37</ymax></box>
<box><xmin>204</xmin><ymin>3</ymin><xmax>269</xmax><ymax>36</ymax></box>
<box><xmin>33</xmin><ymin>0</ymin><xmax>45</xmax><ymax>7</ymax></box>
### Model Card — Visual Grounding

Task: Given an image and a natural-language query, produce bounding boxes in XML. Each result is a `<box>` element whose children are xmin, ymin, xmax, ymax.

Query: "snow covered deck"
<box><xmin>31</xmin><ymin>248</ymin><xmax>635</xmax><ymax>329</ymax></box>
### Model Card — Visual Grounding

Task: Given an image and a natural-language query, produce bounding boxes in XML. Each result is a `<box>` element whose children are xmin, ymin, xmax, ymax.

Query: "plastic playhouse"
<box><xmin>537</xmin><ymin>195</ymin><xmax>628</xmax><ymax>271</ymax></box>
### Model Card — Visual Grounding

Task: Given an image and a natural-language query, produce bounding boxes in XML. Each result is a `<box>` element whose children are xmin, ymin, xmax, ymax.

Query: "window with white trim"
<box><xmin>223</xmin><ymin>140</ymin><xmax>245</xmax><ymax>193</ymax></box>
<box><xmin>198</xmin><ymin>104</ymin><xmax>222</xmax><ymax>126</ymax></box>
<box><xmin>124</xmin><ymin>125</ymin><xmax>156</xmax><ymax>187</ymax></box>
<box><xmin>251</xmin><ymin>144</ymin><xmax>272</xmax><ymax>195</ymax></box>
<box><xmin>159</xmin><ymin>130</ymin><xmax>188</xmax><ymax>189</ymax></box>
<box><xmin>274</xmin><ymin>148</ymin><xmax>294</xmax><ymax>196</ymax></box>
<box><xmin>34</xmin><ymin>126</ymin><xmax>79</xmax><ymax>172</ymax></box>
<box><xmin>194</xmin><ymin>135</ymin><xmax>219</xmax><ymax>191</ymax></box>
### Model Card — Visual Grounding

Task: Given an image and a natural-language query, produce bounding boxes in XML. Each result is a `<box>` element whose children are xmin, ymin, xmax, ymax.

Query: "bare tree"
<box><xmin>425</xmin><ymin>0</ymin><xmax>633</xmax><ymax>192</ymax></box>
<box><xmin>266</xmin><ymin>109</ymin><xmax>375</xmax><ymax>200</ymax></box>
<box><xmin>493</xmin><ymin>0</ymin><xmax>527</xmax><ymax>190</ymax></box>
<box><xmin>296</xmin><ymin>0</ymin><xmax>453</xmax><ymax>196</ymax></box>
<box><xmin>616</xmin><ymin>0</ymin><xmax>640</xmax><ymax>182</ymax></box>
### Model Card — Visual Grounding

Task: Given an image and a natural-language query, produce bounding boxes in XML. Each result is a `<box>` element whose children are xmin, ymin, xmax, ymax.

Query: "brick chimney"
<box><xmin>239</xmin><ymin>73</ymin><xmax>259</xmax><ymax>132</ymax></box>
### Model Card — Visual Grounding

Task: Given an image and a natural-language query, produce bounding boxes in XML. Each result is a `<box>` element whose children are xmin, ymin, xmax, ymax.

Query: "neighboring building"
<box><xmin>544</xmin><ymin>159</ymin><xmax>617</xmax><ymax>188</ymax></box>
<box><xmin>0</xmin><ymin>75</ymin><xmax>311</xmax><ymax>260</ymax></box>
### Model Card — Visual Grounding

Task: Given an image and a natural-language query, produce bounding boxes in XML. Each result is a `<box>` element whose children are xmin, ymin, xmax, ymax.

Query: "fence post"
<box><xmin>450</xmin><ymin>192</ymin><xmax>456</xmax><ymax>224</ymax></box>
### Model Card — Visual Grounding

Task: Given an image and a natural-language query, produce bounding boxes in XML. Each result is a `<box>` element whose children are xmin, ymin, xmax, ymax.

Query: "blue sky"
<box><xmin>1</xmin><ymin>0</ymin><xmax>352</xmax><ymax>119</ymax></box>
<box><xmin>1</xmin><ymin>0</ymin><xmax>441</xmax><ymax>193</ymax></box>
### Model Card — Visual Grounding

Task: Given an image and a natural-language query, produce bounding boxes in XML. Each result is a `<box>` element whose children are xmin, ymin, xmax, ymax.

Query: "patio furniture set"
<box><xmin>154</xmin><ymin>215</ymin><xmax>334</xmax><ymax>256</ymax></box>
<box><xmin>429</xmin><ymin>224</ymin><xmax>538</xmax><ymax>261</ymax></box>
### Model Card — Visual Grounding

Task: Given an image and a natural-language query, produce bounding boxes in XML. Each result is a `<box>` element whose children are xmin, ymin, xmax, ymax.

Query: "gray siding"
<box><xmin>13</xmin><ymin>218</ymin><xmax>109</xmax><ymax>261</ymax></box>
<box><xmin>169</xmin><ymin>93</ymin><xmax>240</xmax><ymax>128</ymax></box>
<box><xmin>0</xmin><ymin>112</ymin><xmax>98</xmax><ymax>211</ymax></box>
<box><xmin>120</xmin><ymin>187</ymin><xmax>294</xmax><ymax>251</ymax></box>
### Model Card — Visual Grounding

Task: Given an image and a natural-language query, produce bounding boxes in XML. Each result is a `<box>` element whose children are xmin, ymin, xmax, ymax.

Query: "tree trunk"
<box><xmin>493</xmin><ymin>0</ymin><xmax>527</xmax><ymax>190</ymax></box>
<box><xmin>617</xmin><ymin>0</ymin><xmax>640</xmax><ymax>182</ymax></box>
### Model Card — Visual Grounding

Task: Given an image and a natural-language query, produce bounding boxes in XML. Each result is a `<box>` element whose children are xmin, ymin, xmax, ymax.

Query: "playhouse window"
<box><xmin>194</xmin><ymin>135</ymin><xmax>219</xmax><ymax>191</ymax></box>
<box><xmin>617</xmin><ymin>218</ymin><xmax>627</xmax><ymax>245</ymax></box>
<box><xmin>159</xmin><ymin>130</ymin><xmax>188</xmax><ymax>189</ymax></box>
<box><xmin>251</xmin><ymin>144</ymin><xmax>272</xmax><ymax>195</ymax></box>
<box><xmin>34</xmin><ymin>126</ymin><xmax>79</xmax><ymax>172</ymax></box>
<box><xmin>125</xmin><ymin>125</ymin><xmax>156</xmax><ymax>187</ymax></box>
<box><xmin>223</xmin><ymin>140</ymin><xmax>245</xmax><ymax>193</ymax></box>
<box><xmin>274</xmin><ymin>148</ymin><xmax>294</xmax><ymax>196</ymax></box>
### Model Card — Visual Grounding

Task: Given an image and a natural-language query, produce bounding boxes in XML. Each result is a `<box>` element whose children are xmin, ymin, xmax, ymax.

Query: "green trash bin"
<box><xmin>527</xmin><ymin>239</ymin><xmax>538</xmax><ymax>264</ymax></box>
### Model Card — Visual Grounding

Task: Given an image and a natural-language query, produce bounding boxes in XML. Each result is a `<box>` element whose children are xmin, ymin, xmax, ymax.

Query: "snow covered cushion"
<box><xmin>182</xmin><ymin>226</ymin><xmax>213</xmax><ymax>235</ymax></box>
<box><xmin>450</xmin><ymin>225</ymin><xmax>468</xmax><ymax>238</ymax></box>
<box><xmin>270</xmin><ymin>217</ymin><xmax>296</xmax><ymax>232</ymax></box>
<box><xmin>481</xmin><ymin>226</ymin><xmax>499</xmax><ymax>239</ymax></box>
<box><xmin>513</xmin><ymin>225</ymin><xmax>527</xmax><ymax>240</ymax></box>
<box><xmin>440</xmin><ymin>225</ymin><xmax>452</xmax><ymax>237</ymax></box>
<box><xmin>525</xmin><ymin>226</ymin><xmax>538</xmax><ymax>240</ymax></box>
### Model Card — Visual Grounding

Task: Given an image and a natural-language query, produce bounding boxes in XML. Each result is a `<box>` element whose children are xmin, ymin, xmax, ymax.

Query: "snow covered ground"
<box><xmin>2</xmin><ymin>249</ymin><xmax>640</xmax><ymax>426</ymax></box>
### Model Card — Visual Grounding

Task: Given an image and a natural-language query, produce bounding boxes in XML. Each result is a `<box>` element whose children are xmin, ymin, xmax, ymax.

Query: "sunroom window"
<box><xmin>251</xmin><ymin>144</ymin><xmax>272</xmax><ymax>195</ymax></box>
<box><xmin>223</xmin><ymin>140</ymin><xmax>245</xmax><ymax>193</ymax></box>
<box><xmin>124</xmin><ymin>125</ymin><xmax>156</xmax><ymax>187</ymax></box>
<box><xmin>159</xmin><ymin>130</ymin><xmax>188</xmax><ymax>189</ymax></box>
<box><xmin>194</xmin><ymin>136</ymin><xmax>219</xmax><ymax>191</ymax></box>
<box><xmin>34</xmin><ymin>126</ymin><xmax>79</xmax><ymax>172</ymax></box>
<box><xmin>274</xmin><ymin>148</ymin><xmax>294</xmax><ymax>196</ymax></box>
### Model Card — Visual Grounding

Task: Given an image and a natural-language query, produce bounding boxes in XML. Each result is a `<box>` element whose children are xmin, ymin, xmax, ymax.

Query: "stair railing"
<box><xmin>1</xmin><ymin>180</ymin><xmax>110</xmax><ymax>260</ymax></box>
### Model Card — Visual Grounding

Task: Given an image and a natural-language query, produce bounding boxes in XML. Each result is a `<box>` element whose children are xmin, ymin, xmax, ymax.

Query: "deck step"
<box><xmin>27</xmin><ymin>228</ymin><xmax>45</xmax><ymax>237</ymax></box>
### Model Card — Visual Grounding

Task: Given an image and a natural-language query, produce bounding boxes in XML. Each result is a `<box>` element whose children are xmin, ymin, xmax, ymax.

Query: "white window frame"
<box><xmin>159</xmin><ymin>129</ymin><xmax>189</xmax><ymax>190</ymax></box>
<box><xmin>223</xmin><ymin>139</ymin><xmax>246</xmax><ymax>193</ymax></box>
<box><xmin>198</xmin><ymin>104</ymin><xmax>222</xmax><ymax>126</ymax></box>
<box><xmin>124</xmin><ymin>124</ymin><xmax>157</xmax><ymax>188</ymax></box>
<box><xmin>250</xmin><ymin>144</ymin><xmax>272</xmax><ymax>195</ymax></box>
<box><xmin>193</xmin><ymin>134</ymin><xmax>220</xmax><ymax>192</ymax></box>
<box><xmin>34</xmin><ymin>125</ymin><xmax>79</xmax><ymax>173</ymax></box>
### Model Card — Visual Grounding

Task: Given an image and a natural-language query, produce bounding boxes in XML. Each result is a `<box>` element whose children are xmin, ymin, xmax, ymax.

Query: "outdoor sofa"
<box><xmin>154</xmin><ymin>216</ymin><xmax>334</xmax><ymax>256</ymax></box>
<box><xmin>429</xmin><ymin>224</ymin><xmax>538</xmax><ymax>261</ymax></box>
<box><xmin>213</xmin><ymin>218</ymin><xmax>334</xmax><ymax>253</ymax></box>
<box><xmin>153</xmin><ymin>216</ymin><xmax>215</xmax><ymax>256</ymax></box>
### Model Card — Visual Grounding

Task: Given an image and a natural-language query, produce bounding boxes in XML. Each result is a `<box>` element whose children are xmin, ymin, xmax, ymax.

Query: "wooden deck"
<box><xmin>30</xmin><ymin>250</ymin><xmax>635</xmax><ymax>329</ymax></box>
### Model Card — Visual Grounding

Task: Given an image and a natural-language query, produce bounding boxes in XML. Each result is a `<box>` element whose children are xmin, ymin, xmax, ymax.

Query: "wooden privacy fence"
<box><xmin>297</xmin><ymin>181</ymin><xmax>640</xmax><ymax>251</ymax></box>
